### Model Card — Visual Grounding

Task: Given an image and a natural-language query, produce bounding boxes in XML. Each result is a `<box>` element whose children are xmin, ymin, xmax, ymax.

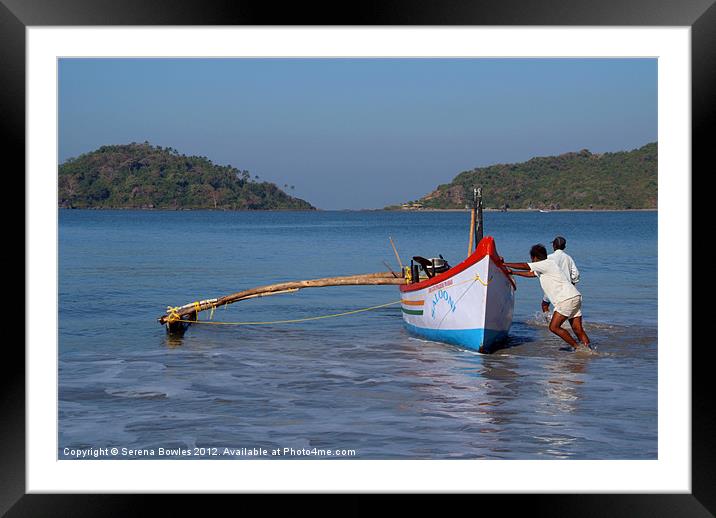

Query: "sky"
<box><xmin>59</xmin><ymin>58</ymin><xmax>657</xmax><ymax>210</ymax></box>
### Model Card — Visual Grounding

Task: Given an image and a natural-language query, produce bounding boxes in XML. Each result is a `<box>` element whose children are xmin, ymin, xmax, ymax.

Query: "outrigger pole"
<box><xmin>158</xmin><ymin>271</ymin><xmax>405</xmax><ymax>335</ymax></box>
<box><xmin>389</xmin><ymin>236</ymin><xmax>403</xmax><ymax>270</ymax></box>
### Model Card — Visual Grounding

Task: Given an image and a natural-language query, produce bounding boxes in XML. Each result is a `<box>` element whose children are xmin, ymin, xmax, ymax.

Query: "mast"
<box><xmin>467</xmin><ymin>188</ymin><xmax>476</xmax><ymax>257</ymax></box>
<box><xmin>475</xmin><ymin>186</ymin><xmax>483</xmax><ymax>245</ymax></box>
<box><xmin>467</xmin><ymin>187</ymin><xmax>483</xmax><ymax>257</ymax></box>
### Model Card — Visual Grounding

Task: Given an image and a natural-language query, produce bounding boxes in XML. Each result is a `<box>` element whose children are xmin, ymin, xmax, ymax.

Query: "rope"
<box><xmin>473</xmin><ymin>273</ymin><xmax>492</xmax><ymax>287</ymax></box>
<box><xmin>166</xmin><ymin>273</ymin><xmax>493</xmax><ymax>327</ymax></box>
<box><xmin>165</xmin><ymin>306</ymin><xmax>182</xmax><ymax>324</ymax></box>
<box><xmin>422</xmin><ymin>273</ymin><xmax>491</xmax><ymax>291</ymax></box>
<box><xmin>173</xmin><ymin>300</ymin><xmax>402</xmax><ymax>326</ymax></box>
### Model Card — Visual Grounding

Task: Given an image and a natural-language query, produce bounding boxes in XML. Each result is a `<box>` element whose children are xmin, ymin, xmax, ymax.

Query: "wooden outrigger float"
<box><xmin>158</xmin><ymin>271</ymin><xmax>406</xmax><ymax>335</ymax></box>
<box><xmin>158</xmin><ymin>187</ymin><xmax>516</xmax><ymax>353</ymax></box>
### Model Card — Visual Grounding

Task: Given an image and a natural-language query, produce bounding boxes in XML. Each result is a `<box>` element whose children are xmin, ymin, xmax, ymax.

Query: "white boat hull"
<box><xmin>399</xmin><ymin>237</ymin><xmax>515</xmax><ymax>353</ymax></box>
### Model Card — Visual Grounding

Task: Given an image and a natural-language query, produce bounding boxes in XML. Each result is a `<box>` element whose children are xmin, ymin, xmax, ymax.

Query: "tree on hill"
<box><xmin>58</xmin><ymin>143</ymin><xmax>315</xmax><ymax>210</ymax></box>
<box><xmin>391</xmin><ymin>142</ymin><xmax>657</xmax><ymax>210</ymax></box>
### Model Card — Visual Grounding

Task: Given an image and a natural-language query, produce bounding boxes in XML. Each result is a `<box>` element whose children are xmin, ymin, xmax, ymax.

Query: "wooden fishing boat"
<box><xmin>158</xmin><ymin>186</ymin><xmax>516</xmax><ymax>353</ymax></box>
<box><xmin>399</xmin><ymin>236</ymin><xmax>515</xmax><ymax>353</ymax></box>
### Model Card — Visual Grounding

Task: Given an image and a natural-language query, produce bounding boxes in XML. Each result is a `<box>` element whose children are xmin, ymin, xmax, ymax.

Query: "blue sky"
<box><xmin>59</xmin><ymin>58</ymin><xmax>657</xmax><ymax>209</ymax></box>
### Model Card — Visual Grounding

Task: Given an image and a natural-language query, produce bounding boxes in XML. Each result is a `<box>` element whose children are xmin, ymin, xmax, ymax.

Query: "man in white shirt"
<box><xmin>541</xmin><ymin>236</ymin><xmax>580</xmax><ymax>314</ymax></box>
<box><xmin>504</xmin><ymin>244</ymin><xmax>590</xmax><ymax>350</ymax></box>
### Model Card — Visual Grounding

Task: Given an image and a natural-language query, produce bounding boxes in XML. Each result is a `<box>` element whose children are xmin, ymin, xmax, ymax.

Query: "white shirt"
<box><xmin>542</xmin><ymin>249</ymin><xmax>579</xmax><ymax>303</ymax></box>
<box><xmin>551</xmin><ymin>249</ymin><xmax>579</xmax><ymax>284</ymax></box>
<box><xmin>528</xmin><ymin>257</ymin><xmax>581</xmax><ymax>305</ymax></box>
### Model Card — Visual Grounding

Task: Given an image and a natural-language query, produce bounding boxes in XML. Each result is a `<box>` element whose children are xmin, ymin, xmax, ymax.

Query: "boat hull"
<box><xmin>399</xmin><ymin>237</ymin><xmax>515</xmax><ymax>353</ymax></box>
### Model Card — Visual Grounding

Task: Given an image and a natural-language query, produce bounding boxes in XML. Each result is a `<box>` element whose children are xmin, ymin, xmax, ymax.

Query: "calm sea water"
<box><xmin>59</xmin><ymin>210</ymin><xmax>657</xmax><ymax>459</ymax></box>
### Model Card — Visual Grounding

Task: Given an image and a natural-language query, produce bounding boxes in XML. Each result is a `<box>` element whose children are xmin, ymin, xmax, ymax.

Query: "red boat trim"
<box><xmin>399</xmin><ymin>236</ymin><xmax>516</xmax><ymax>293</ymax></box>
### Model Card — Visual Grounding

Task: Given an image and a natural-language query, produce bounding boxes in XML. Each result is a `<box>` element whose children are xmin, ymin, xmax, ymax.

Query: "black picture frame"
<box><xmin>7</xmin><ymin>0</ymin><xmax>707</xmax><ymax>514</ymax></box>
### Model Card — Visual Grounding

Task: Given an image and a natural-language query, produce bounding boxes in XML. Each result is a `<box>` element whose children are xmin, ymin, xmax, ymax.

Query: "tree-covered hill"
<box><xmin>388</xmin><ymin>142</ymin><xmax>657</xmax><ymax>210</ymax></box>
<box><xmin>58</xmin><ymin>143</ymin><xmax>315</xmax><ymax>210</ymax></box>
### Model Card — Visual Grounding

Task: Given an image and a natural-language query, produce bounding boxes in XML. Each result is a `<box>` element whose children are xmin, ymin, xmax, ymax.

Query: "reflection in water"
<box><xmin>392</xmin><ymin>327</ymin><xmax>611</xmax><ymax>459</ymax></box>
<box><xmin>532</xmin><ymin>354</ymin><xmax>590</xmax><ymax>458</ymax></box>
<box><xmin>165</xmin><ymin>334</ymin><xmax>184</xmax><ymax>349</ymax></box>
<box><xmin>397</xmin><ymin>337</ymin><xmax>527</xmax><ymax>458</ymax></box>
<box><xmin>543</xmin><ymin>355</ymin><xmax>587</xmax><ymax>414</ymax></box>
<box><xmin>132</xmin><ymin>314</ymin><xmax>653</xmax><ymax>460</ymax></box>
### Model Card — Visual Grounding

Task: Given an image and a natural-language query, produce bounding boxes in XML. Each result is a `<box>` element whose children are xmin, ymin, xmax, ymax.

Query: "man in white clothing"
<box><xmin>504</xmin><ymin>244</ymin><xmax>590</xmax><ymax>350</ymax></box>
<box><xmin>541</xmin><ymin>236</ymin><xmax>580</xmax><ymax>314</ymax></box>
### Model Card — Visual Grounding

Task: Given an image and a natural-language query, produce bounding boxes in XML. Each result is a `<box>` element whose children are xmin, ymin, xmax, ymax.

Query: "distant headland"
<box><xmin>58</xmin><ymin>143</ymin><xmax>315</xmax><ymax>210</ymax></box>
<box><xmin>386</xmin><ymin>142</ymin><xmax>657</xmax><ymax>211</ymax></box>
<box><xmin>58</xmin><ymin>141</ymin><xmax>657</xmax><ymax>211</ymax></box>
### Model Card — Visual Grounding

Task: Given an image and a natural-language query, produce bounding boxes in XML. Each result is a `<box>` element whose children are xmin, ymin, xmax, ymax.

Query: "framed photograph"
<box><xmin>9</xmin><ymin>0</ymin><xmax>707</xmax><ymax>512</ymax></box>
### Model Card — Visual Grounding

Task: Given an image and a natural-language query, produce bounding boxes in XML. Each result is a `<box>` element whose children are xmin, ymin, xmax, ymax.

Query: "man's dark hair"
<box><xmin>552</xmin><ymin>236</ymin><xmax>567</xmax><ymax>250</ymax></box>
<box><xmin>530</xmin><ymin>244</ymin><xmax>548</xmax><ymax>261</ymax></box>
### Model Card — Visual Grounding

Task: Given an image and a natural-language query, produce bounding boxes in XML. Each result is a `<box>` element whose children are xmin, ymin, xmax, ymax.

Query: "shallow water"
<box><xmin>59</xmin><ymin>210</ymin><xmax>657</xmax><ymax>459</ymax></box>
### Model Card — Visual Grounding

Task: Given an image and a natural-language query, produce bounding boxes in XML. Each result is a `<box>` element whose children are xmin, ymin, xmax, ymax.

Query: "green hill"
<box><xmin>389</xmin><ymin>142</ymin><xmax>657</xmax><ymax>210</ymax></box>
<box><xmin>58</xmin><ymin>143</ymin><xmax>315</xmax><ymax>210</ymax></box>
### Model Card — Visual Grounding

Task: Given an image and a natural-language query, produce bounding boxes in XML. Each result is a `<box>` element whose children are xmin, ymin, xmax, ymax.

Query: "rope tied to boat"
<box><xmin>164</xmin><ymin>272</ymin><xmax>494</xmax><ymax>328</ymax></box>
<box><xmin>171</xmin><ymin>299</ymin><xmax>402</xmax><ymax>327</ymax></box>
<box><xmin>473</xmin><ymin>273</ymin><xmax>492</xmax><ymax>286</ymax></box>
<box><xmin>165</xmin><ymin>306</ymin><xmax>182</xmax><ymax>324</ymax></box>
<box><xmin>404</xmin><ymin>266</ymin><xmax>412</xmax><ymax>284</ymax></box>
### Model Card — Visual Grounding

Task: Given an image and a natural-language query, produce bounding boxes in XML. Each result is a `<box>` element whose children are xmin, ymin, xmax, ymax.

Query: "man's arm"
<box><xmin>504</xmin><ymin>261</ymin><xmax>537</xmax><ymax>277</ymax></box>
<box><xmin>509</xmin><ymin>270</ymin><xmax>537</xmax><ymax>278</ymax></box>
<box><xmin>503</xmin><ymin>262</ymin><xmax>530</xmax><ymax>270</ymax></box>
<box><xmin>570</xmin><ymin>259</ymin><xmax>580</xmax><ymax>284</ymax></box>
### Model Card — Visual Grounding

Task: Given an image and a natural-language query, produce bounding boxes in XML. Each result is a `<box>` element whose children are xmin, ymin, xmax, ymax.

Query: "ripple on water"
<box><xmin>59</xmin><ymin>210</ymin><xmax>657</xmax><ymax>460</ymax></box>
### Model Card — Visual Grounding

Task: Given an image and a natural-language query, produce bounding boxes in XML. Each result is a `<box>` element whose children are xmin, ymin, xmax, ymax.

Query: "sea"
<box><xmin>58</xmin><ymin>210</ymin><xmax>657</xmax><ymax>460</ymax></box>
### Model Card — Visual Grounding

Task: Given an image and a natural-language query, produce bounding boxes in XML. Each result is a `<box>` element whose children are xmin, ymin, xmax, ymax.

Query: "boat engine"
<box><xmin>412</xmin><ymin>255</ymin><xmax>451</xmax><ymax>279</ymax></box>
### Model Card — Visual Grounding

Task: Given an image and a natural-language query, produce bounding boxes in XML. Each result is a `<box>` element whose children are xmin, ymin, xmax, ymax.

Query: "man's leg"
<box><xmin>549</xmin><ymin>311</ymin><xmax>579</xmax><ymax>348</ymax></box>
<box><xmin>541</xmin><ymin>300</ymin><xmax>551</xmax><ymax>322</ymax></box>
<box><xmin>541</xmin><ymin>300</ymin><xmax>551</xmax><ymax>314</ymax></box>
<box><xmin>569</xmin><ymin>316</ymin><xmax>590</xmax><ymax>347</ymax></box>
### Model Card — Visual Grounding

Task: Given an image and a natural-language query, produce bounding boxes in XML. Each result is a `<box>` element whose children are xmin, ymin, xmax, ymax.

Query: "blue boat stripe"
<box><xmin>403</xmin><ymin>323</ymin><xmax>508</xmax><ymax>353</ymax></box>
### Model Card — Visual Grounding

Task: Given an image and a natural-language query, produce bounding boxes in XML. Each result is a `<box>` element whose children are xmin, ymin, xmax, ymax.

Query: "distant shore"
<box><xmin>382</xmin><ymin>208</ymin><xmax>657</xmax><ymax>213</ymax></box>
<box><xmin>60</xmin><ymin>206</ymin><xmax>657</xmax><ymax>213</ymax></box>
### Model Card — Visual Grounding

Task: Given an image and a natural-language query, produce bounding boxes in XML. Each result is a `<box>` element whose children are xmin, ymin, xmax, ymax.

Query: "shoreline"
<box><xmin>381</xmin><ymin>208</ymin><xmax>657</xmax><ymax>213</ymax></box>
<box><xmin>58</xmin><ymin>207</ymin><xmax>657</xmax><ymax>213</ymax></box>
